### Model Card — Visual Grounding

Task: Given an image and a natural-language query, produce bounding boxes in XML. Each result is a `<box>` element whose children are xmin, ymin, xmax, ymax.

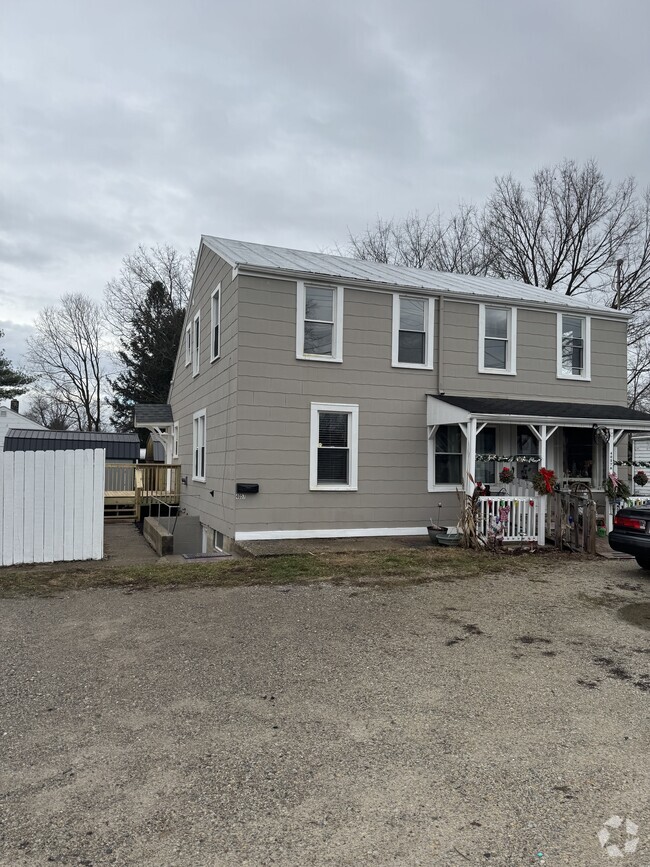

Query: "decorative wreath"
<box><xmin>531</xmin><ymin>467</ymin><xmax>557</xmax><ymax>495</ymax></box>
<box><xmin>603</xmin><ymin>472</ymin><xmax>631</xmax><ymax>501</ymax></box>
<box><xmin>499</xmin><ymin>466</ymin><xmax>515</xmax><ymax>484</ymax></box>
<box><xmin>633</xmin><ymin>470</ymin><xmax>648</xmax><ymax>487</ymax></box>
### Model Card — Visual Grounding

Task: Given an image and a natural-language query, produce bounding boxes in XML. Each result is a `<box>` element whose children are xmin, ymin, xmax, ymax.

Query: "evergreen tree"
<box><xmin>0</xmin><ymin>329</ymin><xmax>33</xmax><ymax>400</ymax></box>
<box><xmin>109</xmin><ymin>281</ymin><xmax>185</xmax><ymax>431</ymax></box>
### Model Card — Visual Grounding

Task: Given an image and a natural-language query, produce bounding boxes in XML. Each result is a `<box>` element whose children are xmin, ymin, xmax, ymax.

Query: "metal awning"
<box><xmin>427</xmin><ymin>395</ymin><xmax>650</xmax><ymax>431</ymax></box>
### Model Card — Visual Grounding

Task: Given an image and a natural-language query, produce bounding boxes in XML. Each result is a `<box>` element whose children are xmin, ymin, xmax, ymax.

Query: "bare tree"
<box><xmin>483</xmin><ymin>160</ymin><xmax>640</xmax><ymax>295</ymax></box>
<box><xmin>104</xmin><ymin>244</ymin><xmax>195</xmax><ymax>343</ymax></box>
<box><xmin>24</xmin><ymin>393</ymin><xmax>75</xmax><ymax>430</ymax></box>
<box><xmin>348</xmin><ymin>207</ymin><xmax>489</xmax><ymax>275</ymax></box>
<box><xmin>26</xmin><ymin>294</ymin><xmax>106</xmax><ymax>431</ymax></box>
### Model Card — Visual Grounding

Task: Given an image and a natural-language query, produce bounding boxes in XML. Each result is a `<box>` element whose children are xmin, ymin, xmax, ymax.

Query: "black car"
<box><xmin>609</xmin><ymin>506</ymin><xmax>650</xmax><ymax>570</ymax></box>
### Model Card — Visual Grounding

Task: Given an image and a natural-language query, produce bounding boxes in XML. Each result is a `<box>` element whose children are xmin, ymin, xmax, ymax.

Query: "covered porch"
<box><xmin>427</xmin><ymin>395</ymin><xmax>650</xmax><ymax>545</ymax></box>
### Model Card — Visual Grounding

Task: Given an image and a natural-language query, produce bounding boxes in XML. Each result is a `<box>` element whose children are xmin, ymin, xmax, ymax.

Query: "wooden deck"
<box><xmin>104</xmin><ymin>464</ymin><xmax>181</xmax><ymax>521</ymax></box>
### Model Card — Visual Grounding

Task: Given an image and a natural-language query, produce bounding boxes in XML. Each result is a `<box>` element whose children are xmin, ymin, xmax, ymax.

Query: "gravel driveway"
<box><xmin>1</xmin><ymin>558</ymin><xmax>648</xmax><ymax>866</ymax></box>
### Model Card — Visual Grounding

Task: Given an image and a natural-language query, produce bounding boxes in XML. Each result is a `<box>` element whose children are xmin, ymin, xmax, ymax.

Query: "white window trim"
<box><xmin>427</xmin><ymin>425</ymin><xmax>465</xmax><ymax>492</ymax></box>
<box><xmin>192</xmin><ymin>409</ymin><xmax>206</xmax><ymax>482</ymax></box>
<box><xmin>556</xmin><ymin>312</ymin><xmax>591</xmax><ymax>381</ymax></box>
<box><xmin>309</xmin><ymin>402</ymin><xmax>359</xmax><ymax>491</ymax></box>
<box><xmin>192</xmin><ymin>311</ymin><xmax>201</xmax><ymax>377</ymax></box>
<box><xmin>478</xmin><ymin>304</ymin><xmax>517</xmax><ymax>375</ymax></box>
<box><xmin>391</xmin><ymin>294</ymin><xmax>435</xmax><ymax>369</ymax></box>
<box><xmin>210</xmin><ymin>284</ymin><xmax>221</xmax><ymax>363</ymax></box>
<box><xmin>172</xmin><ymin>422</ymin><xmax>179</xmax><ymax>459</ymax></box>
<box><xmin>296</xmin><ymin>281</ymin><xmax>344</xmax><ymax>363</ymax></box>
<box><xmin>185</xmin><ymin>324</ymin><xmax>192</xmax><ymax>366</ymax></box>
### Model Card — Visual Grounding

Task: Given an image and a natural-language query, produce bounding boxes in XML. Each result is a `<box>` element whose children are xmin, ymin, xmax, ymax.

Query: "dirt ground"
<box><xmin>0</xmin><ymin>558</ymin><xmax>648</xmax><ymax>866</ymax></box>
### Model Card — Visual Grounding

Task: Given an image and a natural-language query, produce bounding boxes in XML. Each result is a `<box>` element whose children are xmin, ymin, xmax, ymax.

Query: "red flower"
<box><xmin>529</xmin><ymin>499</ymin><xmax>535</xmax><ymax>507</ymax></box>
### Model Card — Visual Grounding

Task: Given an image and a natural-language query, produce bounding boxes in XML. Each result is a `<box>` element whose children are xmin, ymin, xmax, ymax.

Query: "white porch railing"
<box><xmin>477</xmin><ymin>496</ymin><xmax>539</xmax><ymax>542</ymax></box>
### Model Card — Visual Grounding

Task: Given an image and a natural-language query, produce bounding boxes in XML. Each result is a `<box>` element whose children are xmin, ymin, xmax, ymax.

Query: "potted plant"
<box><xmin>633</xmin><ymin>470</ymin><xmax>648</xmax><ymax>487</ymax></box>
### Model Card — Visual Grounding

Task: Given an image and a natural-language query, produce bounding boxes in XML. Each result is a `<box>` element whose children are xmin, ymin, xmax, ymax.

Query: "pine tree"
<box><xmin>0</xmin><ymin>329</ymin><xmax>33</xmax><ymax>400</ymax></box>
<box><xmin>109</xmin><ymin>282</ymin><xmax>185</xmax><ymax>430</ymax></box>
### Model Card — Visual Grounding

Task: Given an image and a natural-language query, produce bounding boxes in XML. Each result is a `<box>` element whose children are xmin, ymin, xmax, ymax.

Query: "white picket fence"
<box><xmin>477</xmin><ymin>496</ymin><xmax>539</xmax><ymax>542</ymax></box>
<box><xmin>0</xmin><ymin>449</ymin><xmax>105</xmax><ymax>566</ymax></box>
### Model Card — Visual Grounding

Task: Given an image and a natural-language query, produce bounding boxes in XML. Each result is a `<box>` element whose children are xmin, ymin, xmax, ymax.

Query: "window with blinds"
<box><xmin>309</xmin><ymin>403</ymin><xmax>359</xmax><ymax>490</ymax></box>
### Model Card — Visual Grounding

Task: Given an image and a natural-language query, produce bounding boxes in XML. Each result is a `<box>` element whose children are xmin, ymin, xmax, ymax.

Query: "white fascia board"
<box><xmin>426</xmin><ymin>396</ymin><xmax>471</xmax><ymax>427</ymax></box>
<box><xmin>235</xmin><ymin>526</ymin><xmax>429</xmax><ymax>541</ymax></box>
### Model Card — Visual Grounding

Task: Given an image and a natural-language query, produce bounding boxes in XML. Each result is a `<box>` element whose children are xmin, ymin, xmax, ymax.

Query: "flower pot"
<box><xmin>436</xmin><ymin>532</ymin><xmax>461</xmax><ymax>547</ymax></box>
<box><xmin>428</xmin><ymin>525</ymin><xmax>445</xmax><ymax>544</ymax></box>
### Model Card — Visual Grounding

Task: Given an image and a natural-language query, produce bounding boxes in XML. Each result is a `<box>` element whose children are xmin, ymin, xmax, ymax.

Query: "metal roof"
<box><xmin>202</xmin><ymin>235</ymin><xmax>625</xmax><ymax>316</ymax></box>
<box><xmin>433</xmin><ymin>395</ymin><xmax>650</xmax><ymax>423</ymax></box>
<box><xmin>134</xmin><ymin>404</ymin><xmax>174</xmax><ymax>426</ymax></box>
<box><xmin>4</xmin><ymin>429</ymin><xmax>141</xmax><ymax>460</ymax></box>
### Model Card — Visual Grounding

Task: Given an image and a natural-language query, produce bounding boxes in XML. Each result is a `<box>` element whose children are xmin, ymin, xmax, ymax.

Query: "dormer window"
<box><xmin>478</xmin><ymin>305</ymin><xmax>517</xmax><ymax>375</ymax></box>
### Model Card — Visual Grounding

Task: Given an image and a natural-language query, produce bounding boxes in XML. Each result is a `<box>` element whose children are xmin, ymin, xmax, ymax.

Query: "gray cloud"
<box><xmin>1</xmin><ymin>0</ymin><xmax>648</xmax><ymax>325</ymax></box>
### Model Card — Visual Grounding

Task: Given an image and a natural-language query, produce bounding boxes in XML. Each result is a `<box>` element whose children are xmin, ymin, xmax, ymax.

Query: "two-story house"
<box><xmin>135</xmin><ymin>236</ymin><xmax>650</xmax><ymax>550</ymax></box>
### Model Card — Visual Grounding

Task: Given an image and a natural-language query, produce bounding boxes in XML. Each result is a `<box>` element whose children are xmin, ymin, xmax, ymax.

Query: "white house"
<box><xmin>0</xmin><ymin>401</ymin><xmax>46</xmax><ymax>451</ymax></box>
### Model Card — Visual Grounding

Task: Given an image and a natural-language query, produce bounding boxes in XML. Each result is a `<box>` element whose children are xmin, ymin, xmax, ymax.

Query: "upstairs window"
<box><xmin>192</xmin><ymin>410</ymin><xmax>206</xmax><ymax>481</ymax></box>
<box><xmin>296</xmin><ymin>282</ymin><xmax>343</xmax><ymax>362</ymax></box>
<box><xmin>479</xmin><ymin>305</ymin><xmax>517</xmax><ymax>374</ymax></box>
<box><xmin>185</xmin><ymin>325</ymin><xmax>192</xmax><ymax>366</ymax></box>
<box><xmin>309</xmin><ymin>403</ymin><xmax>359</xmax><ymax>490</ymax></box>
<box><xmin>210</xmin><ymin>285</ymin><xmax>221</xmax><ymax>362</ymax></box>
<box><xmin>557</xmin><ymin>313</ymin><xmax>590</xmax><ymax>379</ymax></box>
<box><xmin>392</xmin><ymin>295</ymin><xmax>434</xmax><ymax>369</ymax></box>
<box><xmin>192</xmin><ymin>312</ymin><xmax>200</xmax><ymax>376</ymax></box>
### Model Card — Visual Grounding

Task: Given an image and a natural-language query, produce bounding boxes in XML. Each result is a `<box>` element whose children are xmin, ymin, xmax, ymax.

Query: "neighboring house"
<box><xmin>0</xmin><ymin>401</ymin><xmax>46</xmax><ymax>450</ymax></box>
<box><xmin>136</xmin><ymin>235</ymin><xmax>650</xmax><ymax>549</ymax></box>
<box><xmin>632</xmin><ymin>436</ymin><xmax>650</xmax><ymax>495</ymax></box>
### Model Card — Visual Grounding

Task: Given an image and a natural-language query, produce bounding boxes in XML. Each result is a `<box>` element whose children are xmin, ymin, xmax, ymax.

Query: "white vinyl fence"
<box><xmin>0</xmin><ymin>448</ymin><xmax>105</xmax><ymax>566</ymax></box>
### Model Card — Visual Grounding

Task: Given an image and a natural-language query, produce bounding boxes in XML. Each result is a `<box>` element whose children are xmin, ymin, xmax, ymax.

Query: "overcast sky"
<box><xmin>1</xmin><ymin>0</ymin><xmax>649</xmax><ymax>366</ymax></box>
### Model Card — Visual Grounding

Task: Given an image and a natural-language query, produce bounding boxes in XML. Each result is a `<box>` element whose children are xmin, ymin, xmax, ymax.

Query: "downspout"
<box><xmin>438</xmin><ymin>296</ymin><xmax>444</xmax><ymax>394</ymax></box>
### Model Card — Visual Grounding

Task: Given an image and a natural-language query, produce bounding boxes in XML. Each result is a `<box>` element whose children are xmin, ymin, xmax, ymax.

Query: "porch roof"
<box><xmin>134</xmin><ymin>404</ymin><xmax>173</xmax><ymax>427</ymax></box>
<box><xmin>427</xmin><ymin>394</ymin><xmax>650</xmax><ymax>430</ymax></box>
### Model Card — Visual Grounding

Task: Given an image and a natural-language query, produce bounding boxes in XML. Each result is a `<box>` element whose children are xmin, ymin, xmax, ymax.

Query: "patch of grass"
<box><xmin>0</xmin><ymin>547</ymin><xmax>556</xmax><ymax>598</ymax></box>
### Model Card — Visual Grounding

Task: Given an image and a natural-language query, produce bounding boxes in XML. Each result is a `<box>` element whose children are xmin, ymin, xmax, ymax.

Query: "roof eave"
<box><xmin>234</xmin><ymin>263</ymin><xmax>630</xmax><ymax>319</ymax></box>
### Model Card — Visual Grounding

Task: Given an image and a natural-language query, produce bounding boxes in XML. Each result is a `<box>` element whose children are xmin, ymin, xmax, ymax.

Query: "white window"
<box><xmin>309</xmin><ymin>403</ymin><xmax>359</xmax><ymax>491</ymax></box>
<box><xmin>392</xmin><ymin>295</ymin><xmax>435</xmax><ymax>369</ymax></box>
<box><xmin>192</xmin><ymin>312</ymin><xmax>200</xmax><ymax>376</ymax></box>
<box><xmin>428</xmin><ymin>424</ymin><xmax>464</xmax><ymax>491</ymax></box>
<box><xmin>185</xmin><ymin>325</ymin><xmax>192</xmax><ymax>366</ymax></box>
<box><xmin>296</xmin><ymin>282</ymin><xmax>344</xmax><ymax>362</ymax></box>
<box><xmin>192</xmin><ymin>409</ymin><xmax>206</xmax><ymax>481</ymax></box>
<box><xmin>557</xmin><ymin>313</ymin><xmax>591</xmax><ymax>380</ymax></box>
<box><xmin>210</xmin><ymin>284</ymin><xmax>221</xmax><ymax>362</ymax></box>
<box><xmin>172</xmin><ymin>422</ymin><xmax>179</xmax><ymax>459</ymax></box>
<box><xmin>478</xmin><ymin>305</ymin><xmax>517</xmax><ymax>374</ymax></box>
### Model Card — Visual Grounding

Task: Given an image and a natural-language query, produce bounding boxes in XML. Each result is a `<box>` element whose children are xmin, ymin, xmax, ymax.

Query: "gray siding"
<box><xmin>168</xmin><ymin>247</ymin><xmax>238</xmax><ymax>540</ymax></box>
<box><xmin>441</xmin><ymin>301</ymin><xmax>628</xmax><ymax>403</ymax></box>
<box><xmin>235</xmin><ymin>278</ymin><xmax>444</xmax><ymax>533</ymax></box>
<box><xmin>233</xmin><ymin>276</ymin><xmax>629</xmax><ymax>535</ymax></box>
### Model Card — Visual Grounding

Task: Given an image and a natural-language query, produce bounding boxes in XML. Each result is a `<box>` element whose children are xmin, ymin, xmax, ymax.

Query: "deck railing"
<box><xmin>105</xmin><ymin>463</ymin><xmax>182</xmax><ymax>520</ymax></box>
<box><xmin>477</xmin><ymin>496</ymin><xmax>539</xmax><ymax>542</ymax></box>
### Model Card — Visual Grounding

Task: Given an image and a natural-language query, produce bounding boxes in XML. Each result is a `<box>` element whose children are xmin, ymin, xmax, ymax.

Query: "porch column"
<box><xmin>538</xmin><ymin>424</ymin><xmax>547</xmax><ymax>545</ymax></box>
<box><xmin>466</xmin><ymin>418</ymin><xmax>477</xmax><ymax>494</ymax></box>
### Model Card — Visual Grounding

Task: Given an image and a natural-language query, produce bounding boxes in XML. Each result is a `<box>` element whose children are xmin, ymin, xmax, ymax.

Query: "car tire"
<box><xmin>635</xmin><ymin>556</ymin><xmax>650</xmax><ymax>571</ymax></box>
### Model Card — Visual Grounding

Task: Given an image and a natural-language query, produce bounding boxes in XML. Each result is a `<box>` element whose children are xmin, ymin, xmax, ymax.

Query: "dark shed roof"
<box><xmin>4</xmin><ymin>429</ymin><xmax>141</xmax><ymax>461</ymax></box>
<box><xmin>434</xmin><ymin>395</ymin><xmax>650</xmax><ymax>422</ymax></box>
<box><xmin>134</xmin><ymin>404</ymin><xmax>173</xmax><ymax>426</ymax></box>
